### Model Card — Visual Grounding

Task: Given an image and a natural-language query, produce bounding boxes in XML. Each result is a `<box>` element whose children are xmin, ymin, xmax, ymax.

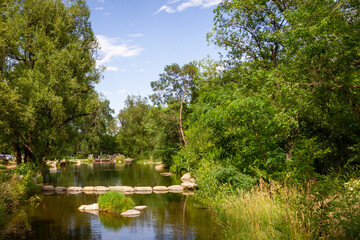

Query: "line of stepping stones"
<box><xmin>42</xmin><ymin>185</ymin><xmax>194</xmax><ymax>195</ymax></box>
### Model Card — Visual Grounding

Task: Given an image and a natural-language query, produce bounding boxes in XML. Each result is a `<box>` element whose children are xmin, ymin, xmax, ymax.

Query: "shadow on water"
<box><xmin>26</xmin><ymin>163</ymin><xmax>219</xmax><ymax>239</ymax></box>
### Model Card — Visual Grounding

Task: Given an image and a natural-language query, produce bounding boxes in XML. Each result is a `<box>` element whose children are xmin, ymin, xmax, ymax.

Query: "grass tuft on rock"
<box><xmin>98</xmin><ymin>191</ymin><xmax>135</xmax><ymax>213</ymax></box>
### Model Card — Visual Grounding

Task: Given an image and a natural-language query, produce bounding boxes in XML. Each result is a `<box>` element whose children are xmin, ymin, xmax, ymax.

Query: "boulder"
<box><xmin>153</xmin><ymin>186</ymin><xmax>168</xmax><ymax>192</ymax></box>
<box><xmin>93</xmin><ymin>186</ymin><xmax>109</xmax><ymax>192</ymax></box>
<box><xmin>180</xmin><ymin>173</ymin><xmax>191</xmax><ymax>182</ymax></box>
<box><xmin>134</xmin><ymin>206</ymin><xmax>147</xmax><ymax>210</ymax></box>
<box><xmin>83</xmin><ymin>186</ymin><xmax>94</xmax><ymax>192</ymax></box>
<box><xmin>181</xmin><ymin>182</ymin><xmax>197</xmax><ymax>189</ymax></box>
<box><xmin>134</xmin><ymin>186</ymin><xmax>152</xmax><ymax>194</ymax></box>
<box><xmin>78</xmin><ymin>203</ymin><xmax>99</xmax><ymax>211</ymax></box>
<box><xmin>120</xmin><ymin>209</ymin><xmax>141</xmax><ymax>217</ymax></box>
<box><xmin>55</xmin><ymin>186</ymin><xmax>67</xmax><ymax>192</ymax></box>
<box><xmin>67</xmin><ymin>186</ymin><xmax>83</xmax><ymax>192</ymax></box>
<box><xmin>43</xmin><ymin>185</ymin><xmax>55</xmax><ymax>191</ymax></box>
<box><xmin>168</xmin><ymin>185</ymin><xmax>184</xmax><ymax>193</ymax></box>
<box><xmin>108</xmin><ymin>186</ymin><xmax>134</xmax><ymax>193</ymax></box>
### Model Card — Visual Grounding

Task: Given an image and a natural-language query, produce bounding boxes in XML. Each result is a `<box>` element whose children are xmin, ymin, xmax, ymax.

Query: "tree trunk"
<box><xmin>179</xmin><ymin>101</ymin><xmax>187</xmax><ymax>145</ymax></box>
<box><xmin>12</xmin><ymin>142</ymin><xmax>22</xmax><ymax>165</ymax></box>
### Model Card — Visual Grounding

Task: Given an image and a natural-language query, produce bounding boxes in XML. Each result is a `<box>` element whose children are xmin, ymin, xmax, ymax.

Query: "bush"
<box><xmin>98</xmin><ymin>191</ymin><xmax>135</xmax><ymax>213</ymax></box>
<box><xmin>211</xmin><ymin>167</ymin><xmax>256</xmax><ymax>190</ymax></box>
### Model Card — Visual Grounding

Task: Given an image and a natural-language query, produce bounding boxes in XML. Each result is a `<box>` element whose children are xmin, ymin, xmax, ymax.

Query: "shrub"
<box><xmin>211</xmin><ymin>167</ymin><xmax>256</xmax><ymax>190</ymax></box>
<box><xmin>98</xmin><ymin>191</ymin><xmax>135</xmax><ymax>213</ymax></box>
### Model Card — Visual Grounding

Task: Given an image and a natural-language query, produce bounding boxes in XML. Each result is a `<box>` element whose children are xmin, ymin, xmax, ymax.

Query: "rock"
<box><xmin>180</xmin><ymin>173</ymin><xmax>191</xmax><ymax>182</ymax></box>
<box><xmin>67</xmin><ymin>186</ymin><xmax>83</xmax><ymax>192</ymax></box>
<box><xmin>153</xmin><ymin>190</ymin><xmax>168</xmax><ymax>194</ymax></box>
<box><xmin>83</xmin><ymin>186</ymin><xmax>94</xmax><ymax>192</ymax></box>
<box><xmin>156</xmin><ymin>162</ymin><xmax>162</xmax><ymax>164</ymax></box>
<box><xmin>155</xmin><ymin>164</ymin><xmax>164</xmax><ymax>171</ymax></box>
<box><xmin>160</xmin><ymin>172</ymin><xmax>172</xmax><ymax>176</ymax></box>
<box><xmin>93</xmin><ymin>186</ymin><xmax>109</xmax><ymax>192</ymax></box>
<box><xmin>120</xmin><ymin>209</ymin><xmax>141</xmax><ymax>217</ymax></box>
<box><xmin>168</xmin><ymin>185</ymin><xmax>184</xmax><ymax>193</ymax></box>
<box><xmin>153</xmin><ymin>186</ymin><xmax>168</xmax><ymax>191</ymax></box>
<box><xmin>190</xmin><ymin>178</ymin><xmax>196</xmax><ymax>183</ymax></box>
<box><xmin>181</xmin><ymin>182</ymin><xmax>197</xmax><ymax>189</ymax></box>
<box><xmin>108</xmin><ymin>186</ymin><xmax>134</xmax><ymax>193</ymax></box>
<box><xmin>134</xmin><ymin>206</ymin><xmax>147</xmax><ymax>210</ymax></box>
<box><xmin>43</xmin><ymin>185</ymin><xmax>55</xmax><ymax>191</ymax></box>
<box><xmin>55</xmin><ymin>186</ymin><xmax>67</xmax><ymax>192</ymax></box>
<box><xmin>78</xmin><ymin>203</ymin><xmax>99</xmax><ymax>211</ymax></box>
<box><xmin>49</xmin><ymin>167</ymin><xmax>57</xmax><ymax>173</ymax></box>
<box><xmin>134</xmin><ymin>187</ymin><xmax>152</xmax><ymax>193</ymax></box>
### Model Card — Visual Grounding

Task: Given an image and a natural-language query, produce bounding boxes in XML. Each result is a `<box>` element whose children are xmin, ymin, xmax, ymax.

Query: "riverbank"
<box><xmin>193</xmin><ymin>174</ymin><xmax>360</xmax><ymax>240</ymax></box>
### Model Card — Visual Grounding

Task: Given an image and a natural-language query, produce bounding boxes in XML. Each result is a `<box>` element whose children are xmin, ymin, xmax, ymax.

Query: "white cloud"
<box><xmin>117</xmin><ymin>89</ymin><xmax>127</xmax><ymax>93</ymax></box>
<box><xmin>104</xmin><ymin>12</ymin><xmax>111</xmax><ymax>15</ymax></box>
<box><xmin>95</xmin><ymin>7</ymin><xmax>104</xmax><ymax>10</ymax></box>
<box><xmin>155</xmin><ymin>0</ymin><xmax>221</xmax><ymax>14</ymax></box>
<box><xmin>154</xmin><ymin>5</ymin><xmax>175</xmax><ymax>14</ymax></box>
<box><xmin>127</xmin><ymin>33</ymin><xmax>144</xmax><ymax>38</ymax></box>
<box><xmin>96</xmin><ymin>35</ymin><xmax>143</xmax><ymax>65</ymax></box>
<box><xmin>106</xmin><ymin>66</ymin><xmax>118</xmax><ymax>71</ymax></box>
<box><xmin>99</xmin><ymin>0</ymin><xmax>105</xmax><ymax>3</ymax></box>
<box><xmin>135</xmin><ymin>69</ymin><xmax>145</xmax><ymax>73</ymax></box>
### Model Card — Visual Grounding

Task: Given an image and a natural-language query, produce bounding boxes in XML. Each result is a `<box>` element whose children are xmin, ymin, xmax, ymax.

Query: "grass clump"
<box><xmin>98</xmin><ymin>191</ymin><xmax>135</xmax><ymax>213</ymax></box>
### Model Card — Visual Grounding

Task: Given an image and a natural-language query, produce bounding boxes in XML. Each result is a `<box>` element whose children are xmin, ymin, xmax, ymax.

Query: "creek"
<box><xmin>25</xmin><ymin>163</ymin><xmax>218</xmax><ymax>239</ymax></box>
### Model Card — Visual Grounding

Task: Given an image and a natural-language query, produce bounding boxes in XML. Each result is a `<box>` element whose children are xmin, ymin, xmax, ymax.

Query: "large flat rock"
<box><xmin>134</xmin><ymin>187</ymin><xmax>152</xmax><ymax>193</ymax></box>
<box><xmin>168</xmin><ymin>185</ymin><xmax>184</xmax><ymax>193</ymax></box>
<box><xmin>79</xmin><ymin>203</ymin><xmax>99</xmax><ymax>211</ymax></box>
<box><xmin>153</xmin><ymin>186</ymin><xmax>168</xmax><ymax>191</ymax></box>
<box><xmin>134</xmin><ymin>206</ymin><xmax>147</xmax><ymax>210</ymax></box>
<box><xmin>93</xmin><ymin>186</ymin><xmax>109</xmax><ymax>192</ymax></box>
<box><xmin>55</xmin><ymin>186</ymin><xmax>67</xmax><ymax>192</ymax></box>
<box><xmin>83</xmin><ymin>186</ymin><xmax>94</xmax><ymax>192</ymax></box>
<box><xmin>120</xmin><ymin>209</ymin><xmax>141</xmax><ymax>217</ymax></box>
<box><xmin>43</xmin><ymin>185</ymin><xmax>54</xmax><ymax>191</ymax></box>
<box><xmin>181</xmin><ymin>182</ymin><xmax>197</xmax><ymax>189</ymax></box>
<box><xmin>108</xmin><ymin>186</ymin><xmax>134</xmax><ymax>193</ymax></box>
<box><xmin>67</xmin><ymin>186</ymin><xmax>83</xmax><ymax>192</ymax></box>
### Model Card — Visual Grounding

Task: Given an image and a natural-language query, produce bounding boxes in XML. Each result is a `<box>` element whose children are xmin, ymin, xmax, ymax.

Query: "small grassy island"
<box><xmin>98</xmin><ymin>191</ymin><xmax>135</xmax><ymax>213</ymax></box>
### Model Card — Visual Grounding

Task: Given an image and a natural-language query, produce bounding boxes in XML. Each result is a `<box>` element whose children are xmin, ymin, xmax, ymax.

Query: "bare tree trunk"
<box><xmin>179</xmin><ymin>101</ymin><xmax>187</xmax><ymax>145</ymax></box>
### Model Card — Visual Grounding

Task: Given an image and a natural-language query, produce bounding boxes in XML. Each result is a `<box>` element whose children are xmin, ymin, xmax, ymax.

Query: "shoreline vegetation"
<box><xmin>0</xmin><ymin>0</ymin><xmax>359</xmax><ymax>239</ymax></box>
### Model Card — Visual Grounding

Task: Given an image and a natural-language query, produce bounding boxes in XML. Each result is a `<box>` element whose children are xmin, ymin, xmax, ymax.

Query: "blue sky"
<box><xmin>87</xmin><ymin>0</ymin><xmax>223</xmax><ymax>114</ymax></box>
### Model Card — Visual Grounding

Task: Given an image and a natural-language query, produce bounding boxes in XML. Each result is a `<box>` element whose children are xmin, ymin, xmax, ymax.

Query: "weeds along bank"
<box><xmin>190</xmin><ymin>163</ymin><xmax>360</xmax><ymax>240</ymax></box>
<box><xmin>0</xmin><ymin>164</ymin><xmax>43</xmax><ymax>238</ymax></box>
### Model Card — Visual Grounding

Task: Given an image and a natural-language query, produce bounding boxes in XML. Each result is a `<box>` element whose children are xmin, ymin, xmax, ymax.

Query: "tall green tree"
<box><xmin>0</xmin><ymin>0</ymin><xmax>104</xmax><ymax>165</ymax></box>
<box><xmin>117</xmin><ymin>95</ymin><xmax>154</xmax><ymax>159</ymax></box>
<box><xmin>150</xmin><ymin>62</ymin><xmax>198</xmax><ymax>145</ymax></box>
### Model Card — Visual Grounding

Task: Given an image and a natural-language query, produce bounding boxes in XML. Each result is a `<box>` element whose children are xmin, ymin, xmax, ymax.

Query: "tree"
<box><xmin>116</xmin><ymin>95</ymin><xmax>154</xmax><ymax>159</ymax></box>
<box><xmin>150</xmin><ymin>62</ymin><xmax>198</xmax><ymax>145</ymax></box>
<box><xmin>0</xmin><ymin>0</ymin><xmax>105</xmax><ymax>165</ymax></box>
<box><xmin>208</xmin><ymin>0</ymin><xmax>291</xmax><ymax>69</ymax></box>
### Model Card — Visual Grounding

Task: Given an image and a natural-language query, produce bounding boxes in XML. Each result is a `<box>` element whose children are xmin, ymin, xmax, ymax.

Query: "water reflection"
<box><xmin>26</xmin><ymin>164</ymin><xmax>218</xmax><ymax>239</ymax></box>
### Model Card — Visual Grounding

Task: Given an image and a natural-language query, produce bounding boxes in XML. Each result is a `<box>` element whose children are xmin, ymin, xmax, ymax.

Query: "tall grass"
<box><xmin>98</xmin><ymin>191</ymin><xmax>135</xmax><ymax>213</ymax></box>
<box><xmin>215</xmin><ymin>182</ymin><xmax>313</xmax><ymax>240</ymax></box>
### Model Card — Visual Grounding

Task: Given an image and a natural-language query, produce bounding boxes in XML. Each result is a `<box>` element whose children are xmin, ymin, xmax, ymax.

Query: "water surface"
<box><xmin>26</xmin><ymin>163</ymin><xmax>219</xmax><ymax>239</ymax></box>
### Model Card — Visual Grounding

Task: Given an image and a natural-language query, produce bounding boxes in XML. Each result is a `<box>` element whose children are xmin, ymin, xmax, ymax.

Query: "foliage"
<box><xmin>150</xmin><ymin>62</ymin><xmax>199</xmax><ymax>145</ymax></box>
<box><xmin>116</xmin><ymin>95</ymin><xmax>154</xmax><ymax>159</ymax></box>
<box><xmin>0</xmin><ymin>0</ymin><xmax>111</xmax><ymax>165</ymax></box>
<box><xmin>98</xmin><ymin>191</ymin><xmax>135</xmax><ymax>213</ymax></box>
